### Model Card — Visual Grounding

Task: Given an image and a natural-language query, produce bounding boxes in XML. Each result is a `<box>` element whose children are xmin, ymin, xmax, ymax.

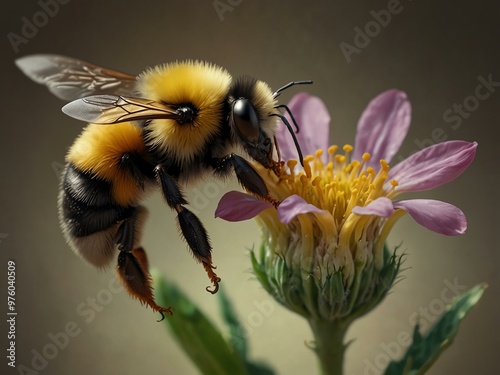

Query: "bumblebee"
<box><xmin>16</xmin><ymin>54</ymin><xmax>310</xmax><ymax>319</ymax></box>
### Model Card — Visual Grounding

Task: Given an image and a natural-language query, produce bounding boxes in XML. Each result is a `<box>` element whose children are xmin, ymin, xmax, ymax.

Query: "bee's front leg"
<box><xmin>214</xmin><ymin>153</ymin><xmax>268</xmax><ymax>196</ymax></box>
<box><xmin>212</xmin><ymin>154</ymin><xmax>278</xmax><ymax>207</ymax></box>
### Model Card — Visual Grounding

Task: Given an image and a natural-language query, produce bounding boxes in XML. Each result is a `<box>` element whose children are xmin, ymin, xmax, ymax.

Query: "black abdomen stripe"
<box><xmin>61</xmin><ymin>163</ymin><xmax>132</xmax><ymax>237</ymax></box>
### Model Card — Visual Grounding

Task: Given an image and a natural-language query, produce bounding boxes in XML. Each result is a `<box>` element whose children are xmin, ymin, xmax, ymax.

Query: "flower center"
<box><xmin>258</xmin><ymin>144</ymin><xmax>398</xmax><ymax>219</ymax></box>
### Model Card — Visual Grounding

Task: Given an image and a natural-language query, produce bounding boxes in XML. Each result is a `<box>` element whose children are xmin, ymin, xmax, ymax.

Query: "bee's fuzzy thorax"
<box><xmin>138</xmin><ymin>61</ymin><xmax>232</xmax><ymax>165</ymax></box>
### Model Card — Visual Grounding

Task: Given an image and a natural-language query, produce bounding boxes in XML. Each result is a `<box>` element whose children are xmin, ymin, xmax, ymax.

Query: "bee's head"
<box><xmin>229</xmin><ymin>77</ymin><xmax>281</xmax><ymax>172</ymax></box>
<box><xmin>229</xmin><ymin>76</ymin><xmax>312</xmax><ymax>173</ymax></box>
<box><xmin>231</xmin><ymin>96</ymin><xmax>275</xmax><ymax>168</ymax></box>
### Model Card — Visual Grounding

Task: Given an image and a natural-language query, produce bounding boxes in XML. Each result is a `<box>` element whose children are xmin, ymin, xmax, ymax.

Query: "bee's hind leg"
<box><xmin>115</xmin><ymin>206</ymin><xmax>173</xmax><ymax>320</ymax></box>
<box><xmin>154</xmin><ymin>165</ymin><xmax>221</xmax><ymax>294</ymax></box>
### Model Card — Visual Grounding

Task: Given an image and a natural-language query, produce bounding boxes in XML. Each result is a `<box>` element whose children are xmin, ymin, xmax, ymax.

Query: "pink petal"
<box><xmin>352</xmin><ymin>197</ymin><xmax>395</xmax><ymax>217</ymax></box>
<box><xmin>353</xmin><ymin>90</ymin><xmax>411</xmax><ymax>167</ymax></box>
<box><xmin>388</xmin><ymin>141</ymin><xmax>477</xmax><ymax>193</ymax></box>
<box><xmin>394</xmin><ymin>199</ymin><xmax>467</xmax><ymax>235</ymax></box>
<box><xmin>215</xmin><ymin>191</ymin><xmax>272</xmax><ymax>222</ymax></box>
<box><xmin>277</xmin><ymin>93</ymin><xmax>330</xmax><ymax>162</ymax></box>
<box><xmin>277</xmin><ymin>195</ymin><xmax>326</xmax><ymax>224</ymax></box>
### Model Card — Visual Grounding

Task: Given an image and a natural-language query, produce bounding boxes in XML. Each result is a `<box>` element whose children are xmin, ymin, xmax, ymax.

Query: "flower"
<box><xmin>215</xmin><ymin>90</ymin><xmax>477</xmax><ymax>322</ymax></box>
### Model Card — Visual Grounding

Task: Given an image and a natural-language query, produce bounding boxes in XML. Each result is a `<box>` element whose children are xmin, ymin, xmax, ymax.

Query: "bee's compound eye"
<box><xmin>232</xmin><ymin>99</ymin><xmax>260</xmax><ymax>144</ymax></box>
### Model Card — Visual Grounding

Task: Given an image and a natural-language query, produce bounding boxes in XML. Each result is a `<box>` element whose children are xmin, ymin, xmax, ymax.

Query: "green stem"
<box><xmin>308</xmin><ymin>319</ymin><xmax>349</xmax><ymax>375</ymax></box>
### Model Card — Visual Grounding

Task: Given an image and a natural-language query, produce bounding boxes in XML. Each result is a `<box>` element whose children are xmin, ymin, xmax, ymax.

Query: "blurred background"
<box><xmin>1</xmin><ymin>0</ymin><xmax>499</xmax><ymax>374</ymax></box>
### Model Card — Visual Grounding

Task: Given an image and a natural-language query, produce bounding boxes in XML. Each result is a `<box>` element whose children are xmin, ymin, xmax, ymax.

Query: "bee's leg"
<box><xmin>115</xmin><ymin>206</ymin><xmax>173</xmax><ymax>319</ymax></box>
<box><xmin>213</xmin><ymin>154</ymin><xmax>278</xmax><ymax>205</ymax></box>
<box><xmin>154</xmin><ymin>165</ymin><xmax>220</xmax><ymax>294</ymax></box>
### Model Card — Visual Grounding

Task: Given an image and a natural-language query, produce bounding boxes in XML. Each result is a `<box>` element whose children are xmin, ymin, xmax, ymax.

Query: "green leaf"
<box><xmin>153</xmin><ymin>270</ymin><xmax>248</xmax><ymax>375</ymax></box>
<box><xmin>217</xmin><ymin>285</ymin><xmax>248</xmax><ymax>360</ymax></box>
<box><xmin>217</xmin><ymin>283</ymin><xmax>277</xmax><ymax>375</ymax></box>
<box><xmin>245</xmin><ymin>362</ymin><xmax>276</xmax><ymax>375</ymax></box>
<box><xmin>384</xmin><ymin>283</ymin><xmax>487</xmax><ymax>375</ymax></box>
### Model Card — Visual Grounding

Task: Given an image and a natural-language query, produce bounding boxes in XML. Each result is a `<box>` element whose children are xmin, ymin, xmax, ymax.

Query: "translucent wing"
<box><xmin>62</xmin><ymin>95</ymin><xmax>182</xmax><ymax>124</ymax></box>
<box><xmin>15</xmin><ymin>54</ymin><xmax>137</xmax><ymax>101</ymax></box>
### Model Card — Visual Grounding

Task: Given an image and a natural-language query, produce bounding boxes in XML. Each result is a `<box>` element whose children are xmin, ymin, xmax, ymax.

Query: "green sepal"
<box><xmin>348</xmin><ymin>246</ymin><xmax>403</xmax><ymax>320</ymax></box>
<box><xmin>250</xmin><ymin>247</ymin><xmax>273</xmax><ymax>295</ymax></box>
<box><xmin>153</xmin><ymin>270</ymin><xmax>248</xmax><ymax>375</ymax></box>
<box><xmin>383</xmin><ymin>283</ymin><xmax>487</xmax><ymax>375</ymax></box>
<box><xmin>251</xmin><ymin>242</ymin><xmax>403</xmax><ymax>322</ymax></box>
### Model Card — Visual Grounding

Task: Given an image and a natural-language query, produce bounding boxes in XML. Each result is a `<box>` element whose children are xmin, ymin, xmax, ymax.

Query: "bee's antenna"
<box><xmin>275</xmin><ymin>104</ymin><xmax>300</xmax><ymax>133</ymax></box>
<box><xmin>270</xmin><ymin>113</ymin><xmax>304</xmax><ymax>167</ymax></box>
<box><xmin>273</xmin><ymin>80</ymin><xmax>313</xmax><ymax>98</ymax></box>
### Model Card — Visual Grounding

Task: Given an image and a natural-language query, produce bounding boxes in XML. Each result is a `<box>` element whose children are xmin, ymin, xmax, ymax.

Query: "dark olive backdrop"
<box><xmin>1</xmin><ymin>1</ymin><xmax>499</xmax><ymax>374</ymax></box>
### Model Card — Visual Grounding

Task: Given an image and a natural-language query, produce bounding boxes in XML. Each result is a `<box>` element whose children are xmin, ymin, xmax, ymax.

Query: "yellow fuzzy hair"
<box><xmin>252</xmin><ymin>80</ymin><xmax>279</xmax><ymax>134</ymax></box>
<box><xmin>66</xmin><ymin>122</ymin><xmax>146</xmax><ymax>206</ymax></box>
<box><xmin>137</xmin><ymin>61</ymin><xmax>232</xmax><ymax>165</ymax></box>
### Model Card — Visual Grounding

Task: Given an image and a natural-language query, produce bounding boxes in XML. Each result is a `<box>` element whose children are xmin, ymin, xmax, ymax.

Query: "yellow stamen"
<box><xmin>312</xmin><ymin>176</ymin><xmax>324</xmax><ymax>208</ymax></box>
<box><xmin>328</xmin><ymin>145</ymin><xmax>338</xmax><ymax>163</ymax></box>
<box><xmin>303</xmin><ymin>155</ymin><xmax>313</xmax><ymax>179</ymax></box>
<box><xmin>348</xmin><ymin>160</ymin><xmax>361</xmax><ymax>183</ymax></box>
<box><xmin>300</xmin><ymin>175</ymin><xmax>309</xmax><ymax>197</ymax></box>
<box><xmin>345</xmin><ymin>188</ymin><xmax>359</xmax><ymax>218</ymax></box>
<box><xmin>387</xmin><ymin>179</ymin><xmax>399</xmax><ymax>197</ymax></box>
<box><xmin>360</xmin><ymin>152</ymin><xmax>371</xmax><ymax>170</ymax></box>
<box><xmin>367</xmin><ymin>160</ymin><xmax>390</xmax><ymax>200</ymax></box>
<box><xmin>343</xmin><ymin>144</ymin><xmax>353</xmax><ymax>160</ymax></box>
<box><xmin>287</xmin><ymin>159</ymin><xmax>298</xmax><ymax>177</ymax></box>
